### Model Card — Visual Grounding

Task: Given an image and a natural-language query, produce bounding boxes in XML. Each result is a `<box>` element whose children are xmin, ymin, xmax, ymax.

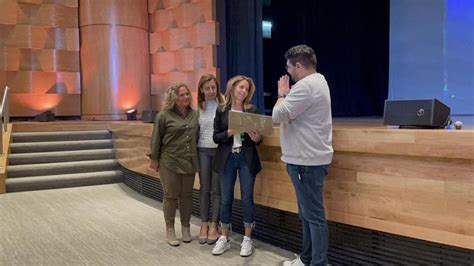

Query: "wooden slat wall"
<box><xmin>0</xmin><ymin>0</ymin><xmax>80</xmax><ymax>116</ymax></box>
<box><xmin>107</xmin><ymin>121</ymin><xmax>474</xmax><ymax>249</ymax></box>
<box><xmin>148</xmin><ymin>0</ymin><xmax>218</xmax><ymax>110</ymax></box>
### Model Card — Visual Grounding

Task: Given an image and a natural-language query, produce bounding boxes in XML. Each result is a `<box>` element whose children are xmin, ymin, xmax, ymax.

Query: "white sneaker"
<box><xmin>239</xmin><ymin>236</ymin><xmax>254</xmax><ymax>257</ymax></box>
<box><xmin>212</xmin><ymin>236</ymin><xmax>231</xmax><ymax>255</ymax></box>
<box><xmin>283</xmin><ymin>254</ymin><xmax>304</xmax><ymax>266</ymax></box>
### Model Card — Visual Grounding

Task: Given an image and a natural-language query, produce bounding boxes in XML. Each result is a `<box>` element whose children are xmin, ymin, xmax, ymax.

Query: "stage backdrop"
<box><xmin>389</xmin><ymin>0</ymin><xmax>474</xmax><ymax>115</ymax></box>
<box><xmin>261</xmin><ymin>0</ymin><xmax>389</xmax><ymax>117</ymax></box>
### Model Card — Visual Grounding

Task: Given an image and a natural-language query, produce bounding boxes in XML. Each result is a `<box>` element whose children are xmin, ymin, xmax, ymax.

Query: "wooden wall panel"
<box><xmin>16</xmin><ymin>3</ymin><xmax>78</xmax><ymax>28</ymax></box>
<box><xmin>0</xmin><ymin>25</ymin><xmax>79</xmax><ymax>51</ymax></box>
<box><xmin>148</xmin><ymin>0</ymin><xmax>192</xmax><ymax>13</ymax></box>
<box><xmin>151</xmin><ymin>46</ymin><xmax>215</xmax><ymax>73</ymax></box>
<box><xmin>0</xmin><ymin>0</ymin><xmax>80</xmax><ymax>116</ymax></box>
<box><xmin>0</xmin><ymin>70</ymin><xmax>6</xmax><ymax>90</ymax></box>
<box><xmin>149</xmin><ymin>0</ymin><xmax>218</xmax><ymax>111</ymax></box>
<box><xmin>6</xmin><ymin>71</ymin><xmax>80</xmax><ymax>94</ymax></box>
<box><xmin>106</xmin><ymin>121</ymin><xmax>474</xmax><ymax>249</ymax></box>
<box><xmin>333</xmin><ymin>128</ymin><xmax>474</xmax><ymax>159</ymax></box>
<box><xmin>0</xmin><ymin>0</ymin><xmax>18</xmax><ymax>25</ymax></box>
<box><xmin>17</xmin><ymin>0</ymin><xmax>42</xmax><ymax>4</ymax></box>
<box><xmin>10</xmin><ymin>93</ymin><xmax>80</xmax><ymax>116</ymax></box>
<box><xmin>80</xmin><ymin>0</ymin><xmax>150</xmax><ymax>120</ymax></box>
<box><xmin>0</xmin><ymin>47</ymin><xmax>20</xmax><ymax>71</ymax></box>
<box><xmin>149</xmin><ymin>22</ymin><xmax>218</xmax><ymax>53</ymax></box>
<box><xmin>19</xmin><ymin>49</ymin><xmax>79</xmax><ymax>72</ymax></box>
<box><xmin>43</xmin><ymin>0</ymin><xmax>78</xmax><ymax>8</ymax></box>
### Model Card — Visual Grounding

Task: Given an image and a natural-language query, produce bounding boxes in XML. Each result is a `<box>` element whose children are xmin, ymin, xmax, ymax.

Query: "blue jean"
<box><xmin>287</xmin><ymin>163</ymin><xmax>329</xmax><ymax>266</ymax></box>
<box><xmin>220</xmin><ymin>152</ymin><xmax>256</xmax><ymax>229</ymax></box>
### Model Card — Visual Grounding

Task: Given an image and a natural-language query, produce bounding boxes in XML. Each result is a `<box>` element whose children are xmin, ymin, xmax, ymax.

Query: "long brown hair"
<box><xmin>222</xmin><ymin>75</ymin><xmax>256</xmax><ymax>110</ymax></box>
<box><xmin>197</xmin><ymin>73</ymin><xmax>224</xmax><ymax>111</ymax></box>
<box><xmin>162</xmin><ymin>83</ymin><xmax>193</xmax><ymax>111</ymax></box>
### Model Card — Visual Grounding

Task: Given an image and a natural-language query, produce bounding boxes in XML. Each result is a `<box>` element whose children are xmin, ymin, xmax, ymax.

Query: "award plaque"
<box><xmin>228</xmin><ymin>111</ymin><xmax>274</xmax><ymax>136</ymax></box>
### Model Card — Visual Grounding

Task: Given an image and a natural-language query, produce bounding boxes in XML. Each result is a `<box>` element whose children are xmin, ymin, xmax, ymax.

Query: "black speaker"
<box><xmin>383</xmin><ymin>98</ymin><xmax>450</xmax><ymax>128</ymax></box>
<box><xmin>141</xmin><ymin>110</ymin><xmax>158</xmax><ymax>123</ymax></box>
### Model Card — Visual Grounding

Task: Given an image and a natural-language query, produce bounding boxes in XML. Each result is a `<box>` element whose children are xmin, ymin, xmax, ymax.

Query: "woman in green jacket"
<box><xmin>149</xmin><ymin>83</ymin><xmax>199</xmax><ymax>247</ymax></box>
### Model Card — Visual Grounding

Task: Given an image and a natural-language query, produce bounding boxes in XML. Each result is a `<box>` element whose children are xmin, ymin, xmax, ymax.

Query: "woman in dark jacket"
<box><xmin>211</xmin><ymin>75</ymin><xmax>262</xmax><ymax>257</ymax></box>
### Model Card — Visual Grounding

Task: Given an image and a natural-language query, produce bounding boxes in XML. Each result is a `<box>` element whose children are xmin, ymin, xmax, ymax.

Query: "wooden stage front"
<box><xmin>11</xmin><ymin>119</ymin><xmax>474</xmax><ymax>249</ymax></box>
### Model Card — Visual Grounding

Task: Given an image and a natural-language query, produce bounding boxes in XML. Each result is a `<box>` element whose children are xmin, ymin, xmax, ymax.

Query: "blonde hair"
<box><xmin>161</xmin><ymin>83</ymin><xmax>193</xmax><ymax>111</ymax></box>
<box><xmin>222</xmin><ymin>75</ymin><xmax>256</xmax><ymax>110</ymax></box>
<box><xmin>197</xmin><ymin>73</ymin><xmax>225</xmax><ymax>110</ymax></box>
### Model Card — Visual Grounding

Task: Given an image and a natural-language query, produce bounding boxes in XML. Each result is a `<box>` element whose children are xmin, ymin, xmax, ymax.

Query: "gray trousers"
<box><xmin>198</xmin><ymin>147</ymin><xmax>220</xmax><ymax>223</ymax></box>
<box><xmin>159</xmin><ymin>164</ymin><xmax>195</xmax><ymax>228</ymax></box>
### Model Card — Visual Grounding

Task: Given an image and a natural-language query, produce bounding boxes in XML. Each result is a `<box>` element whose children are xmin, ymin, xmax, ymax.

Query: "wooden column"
<box><xmin>80</xmin><ymin>0</ymin><xmax>150</xmax><ymax>120</ymax></box>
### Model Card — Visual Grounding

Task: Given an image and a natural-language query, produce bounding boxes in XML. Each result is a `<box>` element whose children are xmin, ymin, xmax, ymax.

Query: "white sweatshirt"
<box><xmin>272</xmin><ymin>72</ymin><xmax>333</xmax><ymax>166</ymax></box>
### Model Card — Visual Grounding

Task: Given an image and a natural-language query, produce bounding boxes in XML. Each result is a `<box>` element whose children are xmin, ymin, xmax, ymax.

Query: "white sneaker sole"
<box><xmin>212</xmin><ymin>246</ymin><xmax>231</xmax><ymax>256</ymax></box>
<box><xmin>240</xmin><ymin>249</ymin><xmax>253</xmax><ymax>257</ymax></box>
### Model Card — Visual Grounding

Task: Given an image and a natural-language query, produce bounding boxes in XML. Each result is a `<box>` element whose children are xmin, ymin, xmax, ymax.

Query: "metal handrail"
<box><xmin>0</xmin><ymin>86</ymin><xmax>10</xmax><ymax>155</ymax></box>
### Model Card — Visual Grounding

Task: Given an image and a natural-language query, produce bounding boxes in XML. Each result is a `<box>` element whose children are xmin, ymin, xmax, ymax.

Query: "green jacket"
<box><xmin>149</xmin><ymin>107</ymin><xmax>199</xmax><ymax>174</ymax></box>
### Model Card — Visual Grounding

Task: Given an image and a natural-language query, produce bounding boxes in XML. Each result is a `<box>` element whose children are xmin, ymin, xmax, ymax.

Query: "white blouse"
<box><xmin>198</xmin><ymin>100</ymin><xmax>219</xmax><ymax>148</ymax></box>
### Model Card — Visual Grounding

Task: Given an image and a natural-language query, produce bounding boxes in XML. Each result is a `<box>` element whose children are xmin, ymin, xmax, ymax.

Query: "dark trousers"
<box><xmin>198</xmin><ymin>147</ymin><xmax>220</xmax><ymax>223</ymax></box>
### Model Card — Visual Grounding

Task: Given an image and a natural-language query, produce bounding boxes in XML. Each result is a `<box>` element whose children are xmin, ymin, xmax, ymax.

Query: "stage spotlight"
<box><xmin>35</xmin><ymin>110</ymin><xmax>55</xmax><ymax>122</ymax></box>
<box><xmin>126</xmin><ymin>109</ymin><xmax>137</xmax><ymax>120</ymax></box>
<box><xmin>141</xmin><ymin>110</ymin><xmax>158</xmax><ymax>123</ymax></box>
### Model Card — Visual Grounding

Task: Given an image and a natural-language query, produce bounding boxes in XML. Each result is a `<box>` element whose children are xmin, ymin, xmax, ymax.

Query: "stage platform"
<box><xmin>9</xmin><ymin>118</ymin><xmax>474</xmax><ymax>251</ymax></box>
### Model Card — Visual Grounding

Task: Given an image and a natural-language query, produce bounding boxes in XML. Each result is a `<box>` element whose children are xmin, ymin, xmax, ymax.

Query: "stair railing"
<box><xmin>0</xmin><ymin>86</ymin><xmax>10</xmax><ymax>155</ymax></box>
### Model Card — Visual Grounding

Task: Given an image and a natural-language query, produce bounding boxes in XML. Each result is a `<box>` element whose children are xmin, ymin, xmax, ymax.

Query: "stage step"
<box><xmin>6</xmin><ymin>130</ymin><xmax>122</xmax><ymax>192</ymax></box>
<box><xmin>7</xmin><ymin>159</ymin><xmax>119</xmax><ymax>178</ymax></box>
<box><xmin>12</xmin><ymin>130</ymin><xmax>111</xmax><ymax>143</ymax></box>
<box><xmin>6</xmin><ymin>171</ymin><xmax>123</xmax><ymax>192</ymax></box>
<box><xmin>10</xmin><ymin>139</ymin><xmax>113</xmax><ymax>153</ymax></box>
<box><xmin>8</xmin><ymin>149</ymin><xmax>115</xmax><ymax>165</ymax></box>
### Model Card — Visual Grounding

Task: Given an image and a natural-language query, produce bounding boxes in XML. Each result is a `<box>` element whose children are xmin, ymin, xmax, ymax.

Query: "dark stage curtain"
<box><xmin>263</xmin><ymin>0</ymin><xmax>389</xmax><ymax>117</ymax></box>
<box><xmin>218</xmin><ymin>0</ymin><xmax>265</xmax><ymax>113</ymax></box>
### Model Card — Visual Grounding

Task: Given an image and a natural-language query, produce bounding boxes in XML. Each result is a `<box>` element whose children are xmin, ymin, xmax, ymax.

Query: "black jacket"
<box><xmin>212</xmin><ymin>105</ymin><xmax>262</xmax><ymax>176</ymax></box>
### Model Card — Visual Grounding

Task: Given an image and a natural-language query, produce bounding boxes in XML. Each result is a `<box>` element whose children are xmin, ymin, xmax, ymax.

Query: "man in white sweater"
<box><xmin>272</xmin><ymin>45</ymin><xmax>333</xmax><ymax>266</ymax></box>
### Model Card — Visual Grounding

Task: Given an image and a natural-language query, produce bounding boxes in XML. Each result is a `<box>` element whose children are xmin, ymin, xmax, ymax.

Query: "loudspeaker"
<box><xmin>141</xmin><ymin>110</ymin><xmax>158</xmax><ymax>123</ymax></box>
<box><xmin>383</xmin><ymin>98</ymin><xmax>450</xmax><ymax>128</ymax></box>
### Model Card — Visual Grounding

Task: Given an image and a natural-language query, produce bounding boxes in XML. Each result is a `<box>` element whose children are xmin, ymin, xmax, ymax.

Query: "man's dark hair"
<box><xmin>284</xmin><ymin>45</ymin><xmax>317</xmax><ymax>69</ymax></box>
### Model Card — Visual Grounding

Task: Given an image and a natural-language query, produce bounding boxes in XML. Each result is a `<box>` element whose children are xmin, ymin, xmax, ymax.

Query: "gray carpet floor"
<box><xmin>0</xmin><ymin>184</ymin><xmax>293</xmax><ymax>265</ymax></box>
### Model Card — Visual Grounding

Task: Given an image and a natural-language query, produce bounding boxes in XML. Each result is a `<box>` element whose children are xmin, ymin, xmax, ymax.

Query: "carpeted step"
<box><xmin>8</xmin><ymin>149</ymin><xmax>115</xmax><ymax>165</ymax></box>
<box><xmin>5</xmin><ymin>170</ymin><xmax>123</xmax><ymax>192</ymax></box>
<box><xmin>12</xmin><ymin>130</ymin><xmax>111</xmax><ymax>143</ymax></box>
<box><xmin>10</xmin><ymin>139</ymin><xmax>113</xmax><ymax>154</ymax></box>
<box><xmin>7</xmin><ymin>159</ymin><xmax>119</xmax><ymax>178</ymax></box>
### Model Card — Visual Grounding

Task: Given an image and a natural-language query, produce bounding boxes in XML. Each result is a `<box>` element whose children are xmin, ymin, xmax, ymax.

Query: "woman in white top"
<box><xmin>197</xmin><ymin>74</ymin><xmax>225</xmax><ymax>245</ymax></box>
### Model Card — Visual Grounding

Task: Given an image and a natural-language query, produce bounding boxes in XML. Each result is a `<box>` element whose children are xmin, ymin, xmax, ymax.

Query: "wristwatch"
<box><xmin>278</xmin><ymin>94</ymin><xmax>286</xmax><ymax>98</ymax></box>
